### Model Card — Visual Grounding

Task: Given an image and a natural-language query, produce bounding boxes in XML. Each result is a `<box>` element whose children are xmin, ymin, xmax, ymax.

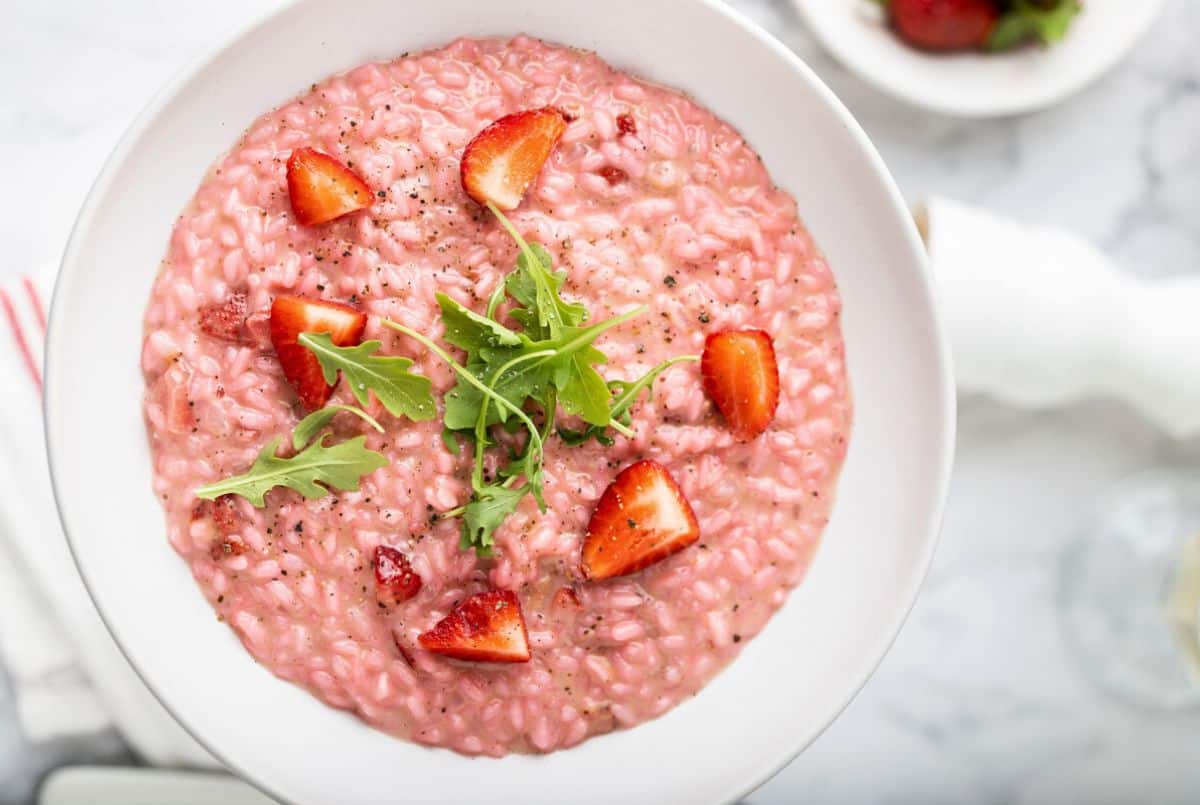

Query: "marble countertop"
<box><xmin>3</xmin><ymin>1</ymin><xmax>1198</xmax><ymax>802</ymax></box>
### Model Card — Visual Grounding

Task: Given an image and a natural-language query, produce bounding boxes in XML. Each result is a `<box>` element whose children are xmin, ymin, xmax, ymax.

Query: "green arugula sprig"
<box><xmin>196</xmin><ymin>404</ymin><xmax>387</xmax><ymax>506</ymax></box>
<box><xmin>298</xmin><ymin>333</ymin><xmax>435</xmax><ymax>421</ymax></box>
<box><xmin>195</xmin><ymin>435</ymin><xmax>386</xmax><ymax>507</ymax></box>
<box><xmin>383</xmin><ymin>201</ymin><xmax>698</xmax><ymax>555</ymax></box>
<box><xmin>987</xmin><ymin>0</ymin><xmax>1082</xmax><ymax>51</ymax></box>
<box><xmin>558</xmin><ymin>354</ymin><xmax>700</xmax><ymax>447</ymax></box>
<box><xmin>193</xmin><ymin>331</ymin><xmax>428</xmax><ymax>508</ymax></box>
<box><xmin>290</xmin><ymin>403</ymin><xmax>384</xmax><ymax>450</ymax></box>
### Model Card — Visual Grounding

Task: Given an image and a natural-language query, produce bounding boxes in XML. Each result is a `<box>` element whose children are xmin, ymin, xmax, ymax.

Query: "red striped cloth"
<box><xmin>0</xmin><ymin>272</ymin><xmax>114</xmax><ymax>740</ymax></box>
<box><xmin>0</xmin><ymin>275</ymin><xmax>46</xmax><ymax>391</ymax></box>
<box><xmin>0</xmin><ymin>271</ymin><xmax>215</xmax><ymax>765</ymax></box>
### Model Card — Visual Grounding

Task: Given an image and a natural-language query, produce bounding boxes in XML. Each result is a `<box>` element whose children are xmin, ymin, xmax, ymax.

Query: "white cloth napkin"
<box><xmin>921</xmin><ymin>197</ymin><xmax>1200</xmax><ymax>439</ymax></box>
<box><xmin>0</xmin><ymin>267</ymin><xmax>215</xmax><ymax>767</ymax></box>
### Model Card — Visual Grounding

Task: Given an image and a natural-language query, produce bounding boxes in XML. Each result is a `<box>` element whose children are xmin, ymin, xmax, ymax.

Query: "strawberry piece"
<box><xmin>269</xmin><ymin>295</ymin><xmax>366</xmax><ymax>410</ymax></box>
<box><xmin>243</xmin><ymin>311</ymin><xmax>273</xmax><ymax>349</ymax></box>
<box><xmin>597</xmin><ymin>166</ymin><xmax>628</xmax><ymax>185</ymax></box>
<box><xmin>392</xmin><ymin>634</ymin><xmax>416</xmax><ymax>667</ymax></box>
<box><xmin>286</xmin><ymin>147</ymin><xmax>373</xmax><ymax>226</ymax></box>
<box><xmin>193</xmin><ymin>495</ymin><xmax>243</xmax><ymax>533</ymax></box>
<box><xmin>701</xmin><ymin>329</ymin><xmax>780</xmax><ymax>441</ymax></box>
<box><xmin>418</xmin><ymin>589</ymin><xmax>531</xmax><ymax>663</ymax></box>
<box><xmin>616</xmin><ymin>113</ymin><xmax>638</xmax><ymax>137</ymax></box>
<box><xmin>210</xmin><ymin>495</ymin><xmax>243</xmax><ymax>535</ymax></box>
<box><xmin>581</xmin><ymin>460</ymin><xmax>700</xmax><ymax>581</ymax></box>
<box><xmin>202</xmin><ymin>495</ymin><xmax>248</xmax><ymax>560</ymax></box>
<box><xmin>553</xmin><ymin>586</ymin><xmax>582</xmax><ymax>610</ymax></box>
<box><xmin>198</xmin><ymin>292</ymin><xmax>248</xmax><ymax>342</ymax></box>
<box><xmin>210</xmin><ymin>535</ymin><xmax>249</xmax><ymax>561</ymax></box>
<box><xmin>888</xmin><ymin>0</ymin><xmax>999</xmax><ymax>51</ymax></box>
<box><xmin>460</xmin><ymin>107</ymin><xmax>568</xmax><ymax>210</ymax></box>
<box><xmin>374</xmin><ymin>545</ymin><xmax>422</xmax><ymax>606</ymax></box>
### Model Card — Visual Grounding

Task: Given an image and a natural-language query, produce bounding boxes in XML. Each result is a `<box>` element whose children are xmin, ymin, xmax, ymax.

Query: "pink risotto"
<box><xmin>142</xmin><ymin>36</ymin><xmax>851</xmax><ymax>756</ymax></box>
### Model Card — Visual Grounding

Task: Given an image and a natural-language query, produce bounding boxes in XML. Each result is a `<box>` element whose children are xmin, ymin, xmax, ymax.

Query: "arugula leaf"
<box><xmin>441</xmin><ymin>427</ymin><xmax>462</xmax><ymax>455</ymax></box>
<box><xmin>988</xmin><ymin>0</ymin><xmax>1081</xmax><ymax>50</ymax></box>
<box><xmin>442</xmin><ymin>354</ymin><xmax>548</xmax><ymax>430</ymax></box>
<box><xmin>506</xmin><ymin>242</ymin><xmax>587</xmax><ymax>338</ymax></box>
<box><xmin>540</xmin><ymin>308</ymin><xmax>646</xmax><ymax>426</ymax></box>
<box><xmin>380</xmin><ymin>320</ymin><xmax>545</xmax><ymax>447</ymax></box>
<box><xmin>610</xmin><ymin>355</ymin><xmax>699</xmax><ymax>420</ymax></box>
<box><xmin>441</xmin><ymin>305</ymin><xmax>641</xmax><ymax>432</ymax></box>
<box><xmin>460</xmin><ymin>484</ymin><xmax>529</xmax><ymax>555</ymax></box>
<box><xmin>500</xmin><ymin>452</ymin><xmax>546</xmax><ymax>511</ymax></box>
<box><xmin>488</xmin><ymin>202</ymin><xmax>586</xmax><ymax>338</ymax></box>
<box><xmin>557</xmin><ymin>419</ymin><xmax>616</xmax><ymax>448</ymax></box>
<box><xmin>549</xmin><ymin>342</ymin><xmax>612</xmax><ymax>425</ymax></box>
<box><xmin>195</xmin><ymin>435</ymin><xmax>387</xmax><ymax>507</ymax></box>
<box><xmin>495</xmin><ymin>386</ymin><xmax>554</xmax><ymax>513</ymax></box>
<box><xmin>559</xmin><ymin>355</ymin><xmax>699</xmax><ymax>446</ymax></box>
<box><xmin>442</xmin><ymin>362</ymin><xmax>494</xmax><ymax>431</ymax></box>
<box><xmin>436</xmin><ymin>292</ymin><xmax>522</xmax><ymax>353</ymax></box>
<box><xmin>298</xmin><ymin>333</ymin><xmax>436</xmax><ymax>422</ymax></box>
<box><xmin>292</xmin><ymin>404</ymin><xmax>384</xmax><ymax>451</ymax></box>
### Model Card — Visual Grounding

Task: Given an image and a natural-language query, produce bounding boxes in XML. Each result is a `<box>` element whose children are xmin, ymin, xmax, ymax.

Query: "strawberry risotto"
<box><xmin>142</xmin><ymin>35</ymin><xmax>851</xmax><ymax>756</ymax></box>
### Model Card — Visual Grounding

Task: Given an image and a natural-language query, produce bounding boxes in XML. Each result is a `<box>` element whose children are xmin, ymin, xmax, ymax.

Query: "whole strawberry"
<box><xmin>888</xmin><ymin>0</ymin><xmax>1000</xmax><ymax>51</ymax></box>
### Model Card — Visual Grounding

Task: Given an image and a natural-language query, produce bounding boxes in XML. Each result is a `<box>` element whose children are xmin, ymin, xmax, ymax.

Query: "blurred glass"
<box><xmin>1060</xmin><ymin>471</ymin><xmax>1200</xmax><ymax>710</ymax></box>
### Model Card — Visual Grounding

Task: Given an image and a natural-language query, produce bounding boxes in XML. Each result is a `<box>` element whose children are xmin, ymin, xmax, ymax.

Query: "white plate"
<box><xmin>794</xmin><ymin>0</ymin><xmax>1168</xmax><ymax>117</ymax></box>
<box><xmin>40</xmin><ymin>768</ymin><xmax>274</xmax><ymax>805</ymax></box>
<box><xmin>45</xmin><ymin>1</ymin><xmax>954</xmax><ymax>803</ymax></box>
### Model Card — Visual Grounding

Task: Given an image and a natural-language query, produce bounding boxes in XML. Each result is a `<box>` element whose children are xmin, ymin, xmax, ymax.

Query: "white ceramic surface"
<box><xmin>793</xmin><ymin>0</ymin><xmax>1168</xmax><ymax>118</ymax></box>
<box><xmin>43</xmin><ymin>1</ymin><xmax>954</xmax><ymax>803</ymax></box>
<box><xmin>40</xmin><ymin>768</ymin><xmax>272</xmax><ymax>805</ymax></box>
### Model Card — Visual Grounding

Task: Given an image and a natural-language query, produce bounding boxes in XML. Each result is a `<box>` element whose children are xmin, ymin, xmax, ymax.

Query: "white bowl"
<box><xmin>795</xmin><ymin>0</ymin><xmax>1167</xmax><ymax>118</ymax></box>
<box><xmin>45</xmin><ymin>1</ymin><xmax>954</xmax><ymax>803</ymax></box>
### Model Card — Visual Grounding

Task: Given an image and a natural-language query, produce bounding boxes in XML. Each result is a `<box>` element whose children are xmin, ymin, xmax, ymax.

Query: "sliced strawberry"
<box><xmin>701</xmin><ymin>329</ymin><xmax>780</xmax><ymax>441</ymax></box>
<box><xmin>374</xmin><ymin>545</ymin><xmax>422</xmax><ymax>606</ymax></box>
<box><xmin>597</xmin><ymin>166</ymin><xmax>628</xmax><ymax>185</ymax></box>
<box><xmin>460</xmin><ymin>107</ymin><xmax>568</xmax><ymax>210</ymax></box>
<box><xmin>192</xmin><ymin>494</ymin><xmax>243</xmax><ymax>533</ymax></box>
<box><xmin>581</xmin><ymin>460</ymin><xmax>700</xmax><ymax>581</ymax></box>
<box><xmin>392</xmin><ymin>633</ymin><xmax>416</xmax><ymax>667</ymax></box>
<box><xmin>210</xmin><ymin>495</ymin><xmax>243</xmax><ymax>535</ymax></box>
<box><xmin>269</xmin><ymin>296</ymin><xmax>366</xmax><ymax>410</ymax></box>
<box><xmin>198</xmin><ymin>292</ymin><xmax>248</xmax><ymax>342</ymax></box>
<box><xmin>286</xmin><ymin>147</ymin><xmax>373</xmax><ymax>226</ymax></box>
<box><xmin>888</xmin><ymin>0</ymin><xmax>999</xmax><ymax>51</ymax></box>
<box><xmin>418</xmin><ymin>589</ymin><xmax>531</xmax><ymax>663</ymax></box>
<box><xmin>553</xmin><ymin>586</ymin><xmax>582</xmax><ymax>610</ymax></box>
<box><xmin>243</xmin><ymin>311</ymin><xmax>273</xmax><ymax>349</ymax></box>
<box><xmin>210</xmin><ymin>535</ymin><xmax>249</xmax><ymax>561</ymax></box>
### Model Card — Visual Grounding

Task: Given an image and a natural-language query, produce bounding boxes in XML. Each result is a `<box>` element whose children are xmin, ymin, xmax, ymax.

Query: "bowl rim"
<box><xmin>44</xmin><ymin>1</ymin><xmax>955</xmax><ymax>802</ymax></box>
